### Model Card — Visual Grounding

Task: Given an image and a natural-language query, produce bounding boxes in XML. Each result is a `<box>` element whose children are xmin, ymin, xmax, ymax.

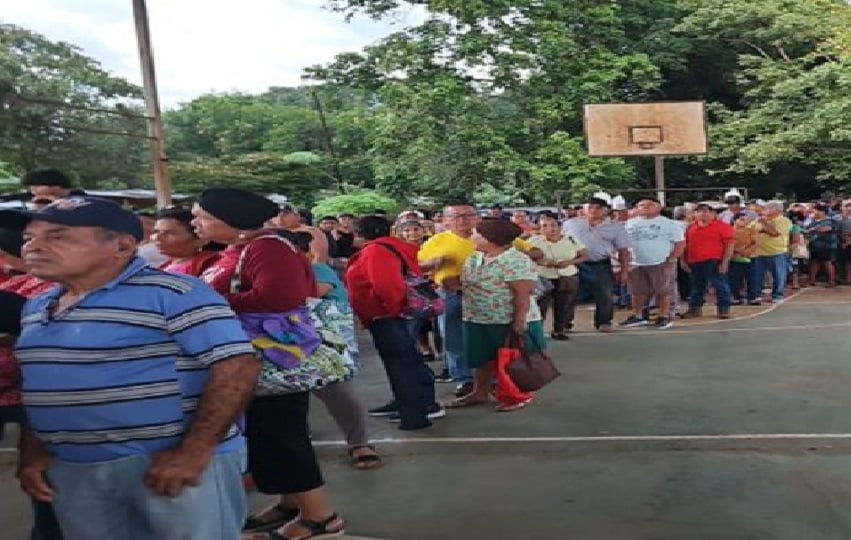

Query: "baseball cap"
<box><xmin>0</xmin><ymin>196</ymin><xmax>143</xmax><ymax>241</ymax></box>
<box><xmin>695</xmin><ymin>202</ymin><xmax>724</xmax><ymax>212</ymax></box>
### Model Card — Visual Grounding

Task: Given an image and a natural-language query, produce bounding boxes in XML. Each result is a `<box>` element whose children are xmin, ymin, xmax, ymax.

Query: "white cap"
<box><xmin>592</xmin><ymin>191</ymin><xmax>613</xmax><ymax>205</ymax></box>
<box><xmin>612</xmin><ymin>195</ymin><xmax>627</xmax><ymax>210</ymax></box>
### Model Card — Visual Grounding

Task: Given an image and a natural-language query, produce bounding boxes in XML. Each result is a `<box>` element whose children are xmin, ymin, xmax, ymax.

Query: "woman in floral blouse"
<box><xmin>448</xmin><ymin>218</ymin><xmax>546</xmax><ymax>412</ymax></box>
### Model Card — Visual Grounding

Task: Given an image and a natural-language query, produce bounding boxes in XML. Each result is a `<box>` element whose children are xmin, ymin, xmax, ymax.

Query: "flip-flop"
<box><xmin>495</xmin><ymin>398</ymin><xmax>533</xmax><ymax>413</ymax></box>
<box><xmin>445</xmin><ymin>396</ymin><xmax>489</xmax><ymax>409</ymax></box>
<box><xmin>348</xmin><ymin>445</ymin><xmax>383</xmax><ymax>471</ymax></box>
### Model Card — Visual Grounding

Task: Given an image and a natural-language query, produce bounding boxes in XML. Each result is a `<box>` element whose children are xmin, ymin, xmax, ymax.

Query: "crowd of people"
<box><xmin>0</xmin><ymin>168</ymin><xmax>848</xmax><ymax>539</ymax></box>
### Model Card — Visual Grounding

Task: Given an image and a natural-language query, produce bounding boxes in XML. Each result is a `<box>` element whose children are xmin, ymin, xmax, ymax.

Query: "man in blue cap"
<box><xmin>0</xmin><ymin>196</ymin><xmax>260</xmax><ymax>540</ymax></box>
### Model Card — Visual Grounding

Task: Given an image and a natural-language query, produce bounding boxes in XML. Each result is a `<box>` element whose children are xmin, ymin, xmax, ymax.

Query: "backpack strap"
<box><xmin>230</xmin><ymin>235</ymin><xmax>298</xmax><ymax>294</ymax></box>
<box><xmin>373</xmin><ymin>242</ymin><xmax>411</xmax><ymax>276</ymax></box>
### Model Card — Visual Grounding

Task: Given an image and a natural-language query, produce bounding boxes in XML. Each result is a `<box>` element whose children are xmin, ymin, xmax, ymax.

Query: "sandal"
<box><xmin>495</xmin><ymin>397</ymin><xmax>533</xmax><ymax>413</ymax></box>
<box><xmin>348</xmin><ymin>444</ymin><xmax>382</xmax><ymax>471</ymax></box>
<box><xmin>244</xmin><ymin>503</ymin><xmax>300</xmax><ymax>532</ymax></box>
<box><xmin>445</xmin><ymin>395</ymin><xmax>489</xmax><ymax>409</ymax></box>
<box><xmin>268</xmin><ymin>513</ymin><xmax>345</xmax><ymax>540</ymax></box>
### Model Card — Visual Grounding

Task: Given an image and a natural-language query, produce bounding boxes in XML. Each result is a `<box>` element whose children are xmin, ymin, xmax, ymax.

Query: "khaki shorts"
<box><xmin>628</xmin><ymin>263</ymin><xmax>676</xmax><ymax>296</ymax></box>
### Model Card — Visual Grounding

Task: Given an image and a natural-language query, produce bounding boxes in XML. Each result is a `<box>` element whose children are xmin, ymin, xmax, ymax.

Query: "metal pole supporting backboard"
<box><xmin>654</xmin><ymin>156</ymin><xmax>666</xmax><ymax>207</ymax></box>
<box><xmin>133</xmin><ymin>0</ymin><xmax>172</xmax><ymax>208</ymax></box>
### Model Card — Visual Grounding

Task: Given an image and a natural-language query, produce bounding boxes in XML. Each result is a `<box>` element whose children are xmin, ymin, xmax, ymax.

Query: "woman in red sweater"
<box><xmin>345</xmin><ymin>215</ymin><xmax>441</xmax><ymax>431</ymax></box>
<box><xmin>192</xmin><ymin>189</ymin><xmax>344</xmax><ymax>540</ymax></box>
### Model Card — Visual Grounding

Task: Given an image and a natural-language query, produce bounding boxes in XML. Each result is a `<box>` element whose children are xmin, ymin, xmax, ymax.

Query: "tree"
<box><xmin>676</xmin><ymin>0</ymin><xmax>851</xmax><ymax>196</ymax></box>
<box><xmin>0</xmin><ymin>23</ymin><xmax>147</xmax><ymax>187</ymax></box>
<box><xmin>310</xmin><ymin>1</ymin><xmax>664</xmax><ymax>203</ymax></box>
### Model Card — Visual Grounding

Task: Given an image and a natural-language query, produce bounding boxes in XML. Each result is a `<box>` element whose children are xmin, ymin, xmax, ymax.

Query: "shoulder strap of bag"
<box><xmin>230</xmin><ymin>234</ymin><xmax>298</xmax><ymax>294</ymax></box>
<box><xmin>374</xmin><ymin>242</ymin><xmax>411</xmax><ymax>277</ymax></box>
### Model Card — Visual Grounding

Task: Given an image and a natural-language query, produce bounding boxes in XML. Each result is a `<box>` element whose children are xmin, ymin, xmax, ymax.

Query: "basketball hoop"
<box><xmin>637</xmin><ymin>142</ymin><xmax>658</xmax><ymax>150</ymax></box>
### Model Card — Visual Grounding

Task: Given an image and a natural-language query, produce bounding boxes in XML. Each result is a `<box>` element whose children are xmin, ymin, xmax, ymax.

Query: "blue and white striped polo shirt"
<box><xmin>15</xmin><ymin>257</ymin><xmax>256</xmax><ymax>463</ymax></box>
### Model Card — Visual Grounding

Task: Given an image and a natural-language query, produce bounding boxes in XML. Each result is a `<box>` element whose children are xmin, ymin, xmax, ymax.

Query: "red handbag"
<box><xmin>505</xmin><ymin>331</ymin><xmax>560</xmax><ymax>393</ymax></box>
<box><xmin>495</xmin><ymin>342</ymin><xmax>533</xmax><ymax>405</ymax></box>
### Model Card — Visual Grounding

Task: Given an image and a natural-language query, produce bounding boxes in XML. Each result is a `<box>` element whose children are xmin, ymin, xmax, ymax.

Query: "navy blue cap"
<box><xmin>0</xmin><ymin>196</ymin><xmax>143</xmax><ymax>241</ymax></box>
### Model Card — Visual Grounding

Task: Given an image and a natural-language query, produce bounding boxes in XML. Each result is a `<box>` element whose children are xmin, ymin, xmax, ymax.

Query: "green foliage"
<box><xmin>0</xmin><ymin>23</ymin><xmax>147</xmax><ymax>187</ymax></box>
<box><xmin>311</xmin><ymin>191</ymin><xmax>398</xmax><ymax>217</ymax></box>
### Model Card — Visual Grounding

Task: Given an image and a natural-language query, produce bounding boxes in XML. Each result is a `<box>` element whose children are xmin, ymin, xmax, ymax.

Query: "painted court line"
<box><xmin>573</xmin><ymin>320</ymin><xmax>851</xmax><ymax>337</ymax></box>
<box><xmin>312</xmin><ymin>433</ymin><xmax>851</xmax><ymax>447</ymax></box>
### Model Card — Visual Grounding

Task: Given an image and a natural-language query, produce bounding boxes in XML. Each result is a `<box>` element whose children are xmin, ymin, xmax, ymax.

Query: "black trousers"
<box><xmin>246</xmin><ymin>392</ymin><xmax>324</xmax><ymax>494</ymax></box>
<box><xmin>537</xmin><ymin>275</ymin><xmax>580</xmax><ymax>332</ymax></box>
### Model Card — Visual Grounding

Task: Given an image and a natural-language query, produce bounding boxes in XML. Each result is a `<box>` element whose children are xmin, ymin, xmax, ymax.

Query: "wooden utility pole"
<box><xmin>132</xmin><ymin>0</ymin><xmax>172</xmax><ymax>208</ymax></box>
<box><xmin>310</xmin><ymin>89</ymin><xmax>345</xmax><ymax>193</ymax></box>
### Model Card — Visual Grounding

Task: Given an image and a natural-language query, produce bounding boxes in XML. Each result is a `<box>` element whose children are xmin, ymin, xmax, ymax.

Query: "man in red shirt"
<box><xmin>682</xmin><ymin>203</ymin><xmax>735</xmax><ymax>319</ymax></box>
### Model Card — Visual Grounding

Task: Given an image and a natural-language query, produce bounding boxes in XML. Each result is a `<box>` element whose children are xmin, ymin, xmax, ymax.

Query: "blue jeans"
<box><xmin>580</xmin><ymin>262</ymin><xmax>615</xmax><ymax>328</ymax></box>
<box><xmin>370</xmin><ymin>317</ymin><xmax>437</xmax><ymax>429</ymax></box>
<box><xmin>754</xmin><ymin>254</ymin><xmax>788</xmax><ymax>300</ymax></box>
<box><xmin>688</xmin><ymin>260</ymin><xmax>732</xmax><ymax>310</ymax></box>
<box><xmin>46</xmin><ymin>451</ymin><xmax>247</xmax><ymax>540</ymax></box>
<box><xmin>438</xmin><ymin>290</ymin><xmax>471</xmax><ymax>383</ymax></box>
<box><xmin>728</xmin><ymin>260</ymin><xmax>760</xmax><ymax>302</ymax></box>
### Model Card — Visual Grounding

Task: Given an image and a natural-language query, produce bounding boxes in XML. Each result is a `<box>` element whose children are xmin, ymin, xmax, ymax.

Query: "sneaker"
<box><xmin>597</xmin><ymin>324</ymin><xmax>614</xmax><ymax>333</ymax></box>
<box><xmin>718</xmin><ymin>310</ymin><xmax>732</xmax><ymax>319</ymax></box>
<box><xmin>653</xmin><ymin>316</ymin><xmax>673</xmax><ymax>329</ymax></box>
<box><xmin>367</xmin><ymin>402</ymin><xmax>398</xmax><ymax>417</ymax></box>
<box><xmin>387</xmin><ymin>405</ymin><xmax>446</xmax><ymax>423</ymax></box>
<box><xmin>619</xmin><ymin>315</ymin><xmax>648</xmax><ymax>328</ymax></box>
<box><xmin>434</xmin><ymin>369</ymin><xmax>454</xmax><ymax>383</ymax></box>
<box><xmin>730</xmin><ymin>299</ymin><xmax>744</xmax><ymax>306</ymax></box>
<box><xmin>454</xmin><ymin>381</ymin><xmax>474</xmax><ymax>397</ymax></box>
<box><xmin>747</xmin><ymin>300</ymin><xmax>762</xmax><ymax>306</ymax></box>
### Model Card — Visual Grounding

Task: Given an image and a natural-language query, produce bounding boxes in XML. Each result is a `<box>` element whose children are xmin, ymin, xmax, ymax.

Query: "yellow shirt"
<box><xmin>418</xmin><ymin>231</ymin><xmax>533</xmax><ymax>286</ymax></box>
<box><xmin>753</xmin><ymin>216</ymin><xmax>792</xmax><ymax>256</ymax></box>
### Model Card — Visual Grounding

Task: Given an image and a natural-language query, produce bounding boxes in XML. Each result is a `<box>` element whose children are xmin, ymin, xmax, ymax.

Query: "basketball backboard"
<box><xmin>584</xmin><ymin>101</ymin><xmax>708</xmax><ymax>157</ymax></box>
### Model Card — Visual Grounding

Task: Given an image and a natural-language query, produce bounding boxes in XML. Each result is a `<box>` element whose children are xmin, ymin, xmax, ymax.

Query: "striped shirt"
<box><xmin>15</xmin><ymin>257</ymin><xmax>255</xmax><ymax>463</ymax></box>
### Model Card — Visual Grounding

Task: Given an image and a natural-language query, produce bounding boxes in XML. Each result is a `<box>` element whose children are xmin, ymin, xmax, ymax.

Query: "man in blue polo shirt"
<box><xmin>0</xmin><ymin>197</ymin><xmax>260</xmax><ymax>540</ymax></box>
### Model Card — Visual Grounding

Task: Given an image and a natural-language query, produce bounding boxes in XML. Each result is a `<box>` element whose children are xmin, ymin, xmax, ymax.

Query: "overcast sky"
<box><xmin>3</xmin><ymin>0</ymin><xmax>425</xmax><ymax>108</ymax></box>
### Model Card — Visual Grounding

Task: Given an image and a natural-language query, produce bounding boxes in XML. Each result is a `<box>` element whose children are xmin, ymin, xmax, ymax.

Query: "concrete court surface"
<box><xmin>2</xmin><ymin>286</ymin><xmax>851</xmax><ymax>539</ymax></box>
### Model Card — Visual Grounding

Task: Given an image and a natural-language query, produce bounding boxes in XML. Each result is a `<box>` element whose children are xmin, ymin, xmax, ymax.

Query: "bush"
<box><xmin>312</xmin><ymin>191</ymin><xmax>398</xmax><ymax>218</ymax></box>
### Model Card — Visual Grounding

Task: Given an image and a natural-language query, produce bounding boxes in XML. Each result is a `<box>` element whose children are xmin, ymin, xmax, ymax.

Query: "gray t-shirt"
<box><xmin>562</xmin><ymin>218</ymin><xmax>629</xmax><ymax>262</ymax></box>
<box><xmin>625</xmin><ymin>216</ymin><xmax>685</xmax><ymax>266</ymax></box>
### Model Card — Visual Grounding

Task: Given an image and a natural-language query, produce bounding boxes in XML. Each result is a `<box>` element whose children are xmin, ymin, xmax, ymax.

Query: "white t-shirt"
<box><xmin>138</xmin><ymin>242</ymin><xmax>168</xmax><ymax>266</ymax></box>
<box><xmin>625</xmin><ymin>216</ymin><xmax>685</xmax><ymax>266</ymax></box>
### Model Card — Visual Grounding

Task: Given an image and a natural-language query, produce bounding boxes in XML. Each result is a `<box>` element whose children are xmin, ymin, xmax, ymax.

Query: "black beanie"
<box><xmin>198</xmin><ymin>188</ymin><xmax>279</xmax><ymax>230</ymax></box>
<box><xmin>0</xmin><ymin>228</ymin><xmax>24</xmax><ymax>258</ymax></box>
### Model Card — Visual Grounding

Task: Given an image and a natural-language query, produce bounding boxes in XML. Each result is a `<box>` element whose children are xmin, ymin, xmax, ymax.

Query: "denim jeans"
<box><xmin>688</xmin><ymin>260</ymin><xmax>732</xmax><ymax>310</ymax></box>
<box><xmin>728</xmin><ymin>261</ymin><xmax>760</xmax><ymax>302</ymax></box>
<box><xmin>370</xmin><ymin>317</ymin><xmax>437</xmax><ymax>429</ymax></box>
<box><xmin>46</xmin><ymin>450</ymin><xmax>247</xmax><ymax>540</ymax></box>
<box><xmin>754</xmin><ymin>254</ymin><xmax>788</xmax><ymax>300</ymax></box>
<box><xmin>437</xmin><ymin>290</ymin><xmax>471</xmax><ymax>382</ymax></box>
<box><xmin>580</xmin><ymin>262</ymin><xmax>615</xmax><ymax>328</ymax></box>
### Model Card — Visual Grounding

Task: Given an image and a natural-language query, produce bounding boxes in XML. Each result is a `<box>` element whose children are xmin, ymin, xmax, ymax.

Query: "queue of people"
<box><xmin>0</xmin><ymin>167</ymin><xmax>849</xmax><ymax>540</ymax></box>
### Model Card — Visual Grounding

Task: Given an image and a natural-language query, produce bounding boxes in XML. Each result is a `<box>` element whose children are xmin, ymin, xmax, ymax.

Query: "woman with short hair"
<box><xmin>529</xmin><ymin>215</ymin><xmax>587</xmax><ymax>340</ymax></box>
<box><xmin>448</xmin><ymin>218</ymin><xmax>547</xmax><ymax>412</ymax></box>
